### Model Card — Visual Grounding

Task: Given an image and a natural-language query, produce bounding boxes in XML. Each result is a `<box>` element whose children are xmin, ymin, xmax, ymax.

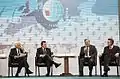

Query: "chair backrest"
<box><xmin>8</xmin><ymin>56</ymin><xmax>19</xmax><ymax>67</ymax></box>
<box><xmin>8</xmin><ymin>52</ymin><xmax>28</xmax><ymax>67</ymax></box>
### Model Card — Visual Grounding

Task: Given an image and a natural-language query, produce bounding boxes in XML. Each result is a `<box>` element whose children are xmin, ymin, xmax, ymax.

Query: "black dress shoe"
<box><xmin>55</xmin><ymin>63</ymin><xmax>61</xmax><ymax>68</ymax></box>
<box><xmin>101</xmin><ymin>73</ymin><xmax>108</xmax><ymax>77</ymax></box>
<box><xmin>45</xmin><ymin>73</ymin><xmax>50</xmax><ymax>76</ymax></box>
<box><xmin>89</xmin><ymin>72</ymin><xmax>92</xmax><ymax>76</ymax></box>
<box><xmin>26</xmin><ymin>70</ymin><xmax>33</xmax><ymax>74</ymax></box>
<box><xmin>79</xmin><ymin>72</ymin><xmax>83</xmax><ymax>76</ymax></box>
<box><xmin>15</xmin><ymin>73</ymin><xmax>19</xmax><ymax>77</ymax></box>
<box><xmin>27</xmin><ymin>71</ymin><xmax>33</xmax><ymax>74</ymax></box>
<box><xmin>79</xmin><ymin>74</ymin><xmax>83</xmax><ymax>76</ymax></box>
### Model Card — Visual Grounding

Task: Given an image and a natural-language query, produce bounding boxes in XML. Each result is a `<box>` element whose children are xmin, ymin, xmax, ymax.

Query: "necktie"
<box><xmin>43</xmin><ymin>48</ymin><xmax>47</xmax><ymax>54</ymax></box>
<box><xmin>86</xmin><ymin>46</ymin><xmax>88</xmax><ymax>56</ymax></box>
<box><xmin>84</xmin><ymin>46</ymin><xmax>89</xmax><ymax>56</ymax></box>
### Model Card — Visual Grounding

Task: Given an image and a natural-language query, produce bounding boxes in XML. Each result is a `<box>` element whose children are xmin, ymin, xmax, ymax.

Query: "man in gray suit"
<box><xmin>79</xmin><ymin>39</ymin><xmax>97</xmax><ymax>76</ymax></box>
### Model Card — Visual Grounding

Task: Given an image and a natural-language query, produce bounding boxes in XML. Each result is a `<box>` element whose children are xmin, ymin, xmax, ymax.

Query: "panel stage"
<box><xmin>0</xmin><ymin>76</ymin><xmax>120</xmax><ymax>79</ymax></box>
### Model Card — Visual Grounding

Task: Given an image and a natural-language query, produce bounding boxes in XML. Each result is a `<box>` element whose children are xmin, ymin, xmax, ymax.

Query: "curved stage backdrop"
<box><xmin>0</xmin><ymin>0</ymin><xmax>119</xmax><ymax>76</ymax></box>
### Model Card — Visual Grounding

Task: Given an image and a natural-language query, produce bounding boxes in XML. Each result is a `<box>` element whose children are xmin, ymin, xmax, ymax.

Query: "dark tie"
<box><xmin>43</xmin><ymin>48</ymin><xmax>47</xmax><ymax>54</ymax></box>
<box><xmin>85</xmin><ymin>46</ymin><xmax>88</xmax><ymax>56</ymax></box>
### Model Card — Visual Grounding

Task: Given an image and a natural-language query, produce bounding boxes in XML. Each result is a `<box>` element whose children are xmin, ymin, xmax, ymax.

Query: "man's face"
<box><xmin>84</xmin><ymin>40</ymin><xmax>90</xmax><ymax>46</ymax></box>
<box><xmin>42</xmin><ymin>42</ymin><xmax>47</xmax><ymax>48</ymax></box>
<box><xmin>15</xmin><ymin>43</ymin><xmax>21</xmax><ymax>48</ymax></box>
<box><xmin>107</xmin><ymin>40</ymin><xmax>112</xmax><ymax>46</ymax></box>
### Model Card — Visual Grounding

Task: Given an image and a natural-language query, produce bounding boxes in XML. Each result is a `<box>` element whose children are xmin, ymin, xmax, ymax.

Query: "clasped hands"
<box><xmin>40</xmin><ymin>54</ymin><xmax>46</xmax><ymax>57</ymax></box>
<box><xmin>14</xmin><ymin>53</ymin><xmax>27</xmax><ymax>59</ymax></box>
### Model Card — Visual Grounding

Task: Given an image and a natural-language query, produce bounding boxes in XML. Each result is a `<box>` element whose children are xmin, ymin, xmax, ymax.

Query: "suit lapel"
<box><xmin>14</xmin><ymin>48</ymin><xmax>18</xmax><ymax>55</ymax></box>
<box><xmin>40</xmin><ymin>47</ymin><xmax>44</xmax><ymax>54</ymax></box>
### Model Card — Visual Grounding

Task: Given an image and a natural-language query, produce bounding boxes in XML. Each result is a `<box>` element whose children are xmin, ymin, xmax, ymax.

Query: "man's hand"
<box><xmin>14</xmin><ymin>56</ymin><xmax>20</xmax><ymax>59</ymax></box>
<box><xmin>20</xmin><ymin>53</ymin><xmax>26</xmax><ymax>57</ymax></box>
<box><xmin>85</xmin><ymin>56</ymin><xmax>91</xmax><ymax>58</ymax></box>
<box><xmin>115</xmin><ymin>53</ymin><xmax>119</xmax><ymax>57</ymax></box>
<box><xmin>14</xmin><ymin>53</ymin><xmax>26</xmax><ymax>59</ymax></box>
<box><xmin>99</xmin><ymin>53</ymin><xmax>103</xmax><ymax>57</ymax></box>
<box><xmin>40</xmin><ymin>55</ymin><xmax>45</xmax><ymax>57</ymax></box>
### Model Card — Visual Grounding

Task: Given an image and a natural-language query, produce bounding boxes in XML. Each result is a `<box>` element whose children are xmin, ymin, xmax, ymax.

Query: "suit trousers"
<box><xmin>79</xmin><ymin>57</ymin><xmax>94</xmax><ymax>74</ymax></box>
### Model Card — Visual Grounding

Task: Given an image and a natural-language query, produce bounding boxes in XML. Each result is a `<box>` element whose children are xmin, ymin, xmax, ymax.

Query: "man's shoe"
<box><xmin>55</xmin><ymin>63</ymin><xmax>61</xmax><ymax>68</ymax></box>
<box><xmin>45</xmin><ymin>73</ymin><xmax>50</xmax><ymax>76</ymax></box>
<box><xmin>26</xmin><ymin>70</ymin><xmax>33</xmax><ymax>74</ymax></box>
<box><xmin>101</xmin><ymin>73</ymin><xmax>108</xmax><ymax>77</ymax></box>
<box><xmin>89</xmin><ymin>71</ymin><xmax>92</xmax><ymax>76</ymax></box>
<box><xmin>79</xmin><ymin>72</ymin><xmax>83</xmax><ymax>76</ymax></box>
<box><xmin>15</xmin><ymin>73</ymin><xmax>19</xmax><ymax>77</ymax></box>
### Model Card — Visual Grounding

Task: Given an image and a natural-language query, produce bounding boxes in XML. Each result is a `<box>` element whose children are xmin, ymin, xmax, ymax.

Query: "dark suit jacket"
<box><xmin>102</xmin><ymin>46</ymin><xmax>120</xmax><ymax>60</ymax></box>
<box><xmin>9</xmin><ymin>48</ymin><xmax>26</xmax><ymax>63</ymax></box>
<box><xmin>36</xmin><ymin>47</ymin><xmax>52</xmax><ymax>63</ymax></box>
<box><xmin>79</xmin><ymin>45</ymin><xmax>97</xmax><ymax>60</ymax></box>
<box><xmin>9</xmin><ymin>48</ymin><xmax>24</xmax><ymax>58</ymax></box>
<box><xmin>36</xmin><ymin>47</ymin><xmax>52</xmax><ymax>58</ymax></box>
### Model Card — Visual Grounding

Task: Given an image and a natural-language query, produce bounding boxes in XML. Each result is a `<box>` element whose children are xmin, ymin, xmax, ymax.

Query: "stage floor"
<box><xmin>0</xmin><ymin>76</ymin><xmax>120</xmax><ymax>79</ymax></box>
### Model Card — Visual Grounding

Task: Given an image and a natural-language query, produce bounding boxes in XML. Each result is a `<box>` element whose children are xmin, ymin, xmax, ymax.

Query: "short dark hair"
<box><xmin>108</xmin><ymin>38</ymin><xmax>114</xmax><ymax>45</ymax></box>
<box><xmin>41</xmin><ymin>41</ymin><xmax>46</xmax><ymax>46</ymax></box>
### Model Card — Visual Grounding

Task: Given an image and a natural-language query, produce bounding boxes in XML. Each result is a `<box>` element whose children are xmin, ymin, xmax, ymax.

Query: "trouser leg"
<box><xmin>44</xmin><ymin>55</ymin><xmax>58</xmax><ymax>66</ymax></box>
<box><xmin>104</xmin><ymin>55</ymin><xmax>110</xmax><ymax>72</ymax></box>
<box><xmin>16</xmin><ymin>57</ymin><xmax>29</xmax><ymax>74</ymax></box>
<box><xmin>88</xmin><ymin>58</ymin><xmax>94</xmax><ymax>76</ymax></box>
<box><xmin>79</xmin><ymin>58</ymin><xmax>84</xmax><ymax>76</ymax></box>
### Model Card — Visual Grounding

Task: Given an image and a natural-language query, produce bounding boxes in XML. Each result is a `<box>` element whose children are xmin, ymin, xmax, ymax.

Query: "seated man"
<box><xmin>100</xmin><ymin>38</ymin><xmax>120</xmax><ymax>77</ymax></box>
<box><xmin>9</xmin><ymin>42</ymin><xmax>33</xmax><ymax>77</ymax></box>
<box><xmin>79</xmin><ymin>39</ymin><xmax>97</xmax><ymax>76</ymax></box>
<box><xmin>36</xmin><ymin>41</ymin><xmax>61</xmax><ymax>76</ymax></box>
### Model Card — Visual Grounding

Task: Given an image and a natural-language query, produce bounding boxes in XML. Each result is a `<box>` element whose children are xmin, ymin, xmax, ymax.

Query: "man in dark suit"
<box><xmin>79</xmin><ymin>39</ymin><xmax>97</xmax><ymax>76</ymax></box>
<box><xmin>9</xmin><ymin>42</ymin><xmax>33</xmax><ymax>77</ymax></box>
<box><xmin>36</xmin><ymin>41</ymin><xmax>61</xmax><ymax>76</ymax></box>
<box><xmin>100</xmin><ymin>38</ymin><xmax>120</xmax><ymax>77</ymax></box>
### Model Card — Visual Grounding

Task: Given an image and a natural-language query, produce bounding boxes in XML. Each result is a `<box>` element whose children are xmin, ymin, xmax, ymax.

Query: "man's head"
<box><xmin>41</xmin><ymin>41</ymin><xmax>47</xmax><ymax>48</ymax></box>
<box><xmin>15</xmin><ymin>42</ymin><xmax>21</xmax><ymax>49</ymax></box>
<box><xmin>84</xmin><ymin>39</ymin><xmax>90</xmax><ymax>46</ymax></box>
<box><xmin>107</xmin><ymin>38</ymin><xmax>114</xmax><ymax>46</ymax></box>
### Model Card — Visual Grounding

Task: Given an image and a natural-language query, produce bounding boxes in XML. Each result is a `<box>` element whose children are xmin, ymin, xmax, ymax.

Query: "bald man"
<box><xmin>9</xmin><ymin>42</ymin><xmax>33</xmax><ymax>77</ymax></box>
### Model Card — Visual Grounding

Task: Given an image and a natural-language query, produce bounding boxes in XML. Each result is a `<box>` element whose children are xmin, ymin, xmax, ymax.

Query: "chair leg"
<box><xmin>25</xmin><ymin>68</ymin><xmax>26</xmax><ymax>77</ymax></box>
<box><xmin>8</xmin><ymin>67</ymin><xmax>10</xmax><ymax>76</ymax></box>
<box><xmin>51</xmin><ymin>65</ymin><xmax>53</xmax><ymax>76</ymax></box>
<box><xmin>11</xmin><ymin>67</ymin><xmax>13</xmax><ymax>76</ymax></box>
<box><xmin>35</xmin><ymin>66</ymin><xmax>37</xmax><ymax>76</ymax></box>
<box><xmin>100</xmin><ymin>65</ymin><xmax>102</xmax><ymax>76</ymax></box>
<box><xmin>78</xmin><ymin>59</ymin><xmax>80</xmax><ymax>76</ymax></box>
<box><xmin>38</xmin><ymin>67</ymin><xmax>40</xmax><ymax>76</ymax></box>
<box><xmin>95</xmin><ymin>66</ymin><xmax>97</xmax><ymax>76</ymax></box>
<box><xmin>117</xmin><ymin>65</ymin><xmax>119</xmax><ymax>76</ymax></box>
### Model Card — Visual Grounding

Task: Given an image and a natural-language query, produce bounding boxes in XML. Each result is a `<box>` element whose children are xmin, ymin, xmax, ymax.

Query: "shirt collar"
<box><xmin>109</xmin><ymin>45</ymin><xmax>114</xmax><ymax>49</ymax></box>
